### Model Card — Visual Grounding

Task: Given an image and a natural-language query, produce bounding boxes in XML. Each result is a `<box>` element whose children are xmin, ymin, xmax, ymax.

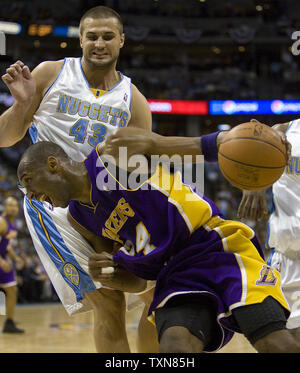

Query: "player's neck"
<box><xmin>66</xmin><ymin>161</ymin><xmax>92</xmax><ymax>204</ymax></box>
<box><xmin>81</xmin><ymin>58</ymin><xmax>120</xmax><ymax>90</ymax></box>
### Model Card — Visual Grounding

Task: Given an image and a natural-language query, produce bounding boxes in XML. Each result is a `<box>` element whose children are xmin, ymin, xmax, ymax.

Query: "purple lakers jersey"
<box><xmin>69</xmin><ymin>146</ymin><xmax>221</xmax><ymax>279</ymax></box>
<box><xmin>0</xmin><ymin>216</ymin><xmax>17</xmax><ymax>258</ymax></box>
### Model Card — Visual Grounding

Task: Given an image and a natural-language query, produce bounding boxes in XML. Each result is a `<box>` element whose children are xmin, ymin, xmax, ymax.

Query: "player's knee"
<box><xmin>254</xmin><ymin>329</ymin><xmax>300</xmax><ymax>353</ymax></box>
<box><xmin>159</xmin><ymin>326</ymin><xmax>204</xmax><ymax>353</ymax></box>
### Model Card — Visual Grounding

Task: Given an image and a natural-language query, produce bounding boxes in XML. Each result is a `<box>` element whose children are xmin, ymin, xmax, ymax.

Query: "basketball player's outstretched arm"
<box><xmin>99</xmin><ymin>125</ymin><xmax>228</xmax><ymax>162</ymax></box>
<box><xmin>0</xmin><ymin>60</ymin><xmax>62</xmax><ymax>147</ymax></box>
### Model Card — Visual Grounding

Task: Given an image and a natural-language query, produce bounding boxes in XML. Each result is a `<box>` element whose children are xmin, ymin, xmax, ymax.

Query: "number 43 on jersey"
<box><xmin>69</xmin><ymin>119</ymin><xmax>107</xmax><ymax>147</ymax></box>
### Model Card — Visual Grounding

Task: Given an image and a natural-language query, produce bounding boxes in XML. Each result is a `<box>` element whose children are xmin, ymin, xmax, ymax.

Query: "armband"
<box><xmin>200</xmin><ymin>131</ymin><xmax>221</xmax><ymax>162</ymax></box>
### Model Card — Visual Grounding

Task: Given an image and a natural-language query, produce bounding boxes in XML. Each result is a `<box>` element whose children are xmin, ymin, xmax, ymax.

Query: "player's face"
<box><xmin>4</xmin><ymin>198</ymin><xmax>19</xmax><ymax>218</ymax></box>
<box><xmin>80</xmin><ymin>17</ymin><xmax>124</xmax><ymax>69</ymax></box>
<box><xmin>20</xmin><ymin>169</ymin><xmax>71</xmax><ymax>209</ymax></box>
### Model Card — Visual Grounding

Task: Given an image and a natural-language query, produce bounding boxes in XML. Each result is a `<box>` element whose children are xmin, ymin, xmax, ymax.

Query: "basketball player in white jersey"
<box><xmin>0</xmin><ymin>6</ymin><xmax>157</xmax><ymax>352</ymax></box>
<box><xmin>237</xmin><ymin>119</ymin><xmax>300</xmax><ymax>338</ymax></box>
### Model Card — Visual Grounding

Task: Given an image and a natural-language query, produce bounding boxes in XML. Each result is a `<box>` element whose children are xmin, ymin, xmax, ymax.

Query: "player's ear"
<box><xmin>79</xmin><ymin>35</ymin><xmax>83</xmax><ymax>49</ymax></box>
<box><xmin>120</xmin><ymin>33</ymin><xmax>125</xmax><ymax>49</ymax></box>
<box><xmin>46</xmin><ymin>156</ymin><xmax>59</xmax><ymax>173</ymax></box>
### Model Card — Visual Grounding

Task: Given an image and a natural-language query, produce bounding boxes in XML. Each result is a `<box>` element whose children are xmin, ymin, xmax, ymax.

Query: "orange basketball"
<box><xmin>218</xmin><ymin>122</ymin><xmax>287</xmax><ymax>191</ymax></box>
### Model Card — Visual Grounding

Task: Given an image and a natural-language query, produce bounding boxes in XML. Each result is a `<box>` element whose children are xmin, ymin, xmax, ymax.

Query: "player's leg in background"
<box><xmin>85</xmin><ymin>287</ymin><xmax>130</xmax><ymax>353</ymax></box>
<box><xmin>136</xmin><ymin>287</ymin><xmax>159</xmax><ymax>353</ymax></box>
<box><xmin>2</xmin><ymin>285</ymin><xmax>24</xmax><ymax>333</ymax></box>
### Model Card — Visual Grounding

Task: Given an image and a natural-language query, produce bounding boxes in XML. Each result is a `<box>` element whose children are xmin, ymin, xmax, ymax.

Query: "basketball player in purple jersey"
<box><xmin>0</xmin><ymin>6</ymin><xmax>157</xmax><ymax>351</ymax></box>
<box><xmin>0</xmin><ymin>197</ymin><xmax>24</xmax><ymax>333</ymax></box>
<box><xmin>17</xmin><ymin>141</ymin><xmax>300</xmax><ymax>352</ymax></box>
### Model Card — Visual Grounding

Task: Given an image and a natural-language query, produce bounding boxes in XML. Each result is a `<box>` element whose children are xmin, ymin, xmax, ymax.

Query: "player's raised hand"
<box><xmin>237</xmin><ymin>189</ymin><xmax>268</xmax><ymax>221</ymax></box>
<box><xmin>1</xmin><ymin>60</ymin><xmax>36</xmax><ymax>104</ymax></box>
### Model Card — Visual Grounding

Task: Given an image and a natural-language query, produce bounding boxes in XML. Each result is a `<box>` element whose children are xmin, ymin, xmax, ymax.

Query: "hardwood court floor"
<box><xmin>0</xmin><ymin>303</ymin><xmax>256</xmax><ymax>353</ymax></box>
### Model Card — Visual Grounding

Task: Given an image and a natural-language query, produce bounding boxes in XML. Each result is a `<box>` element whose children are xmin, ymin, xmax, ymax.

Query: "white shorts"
<box><xmin>23</xmin><ymin>196</ymin><xmax>155</xmax><ymax>315</ymax></box>
<box><xmin>23</xmin><ymin>196</ymin><xmax>102</xmax><ymax>315</ymax></box>
<box><xmin>269</xmin><ymin>250</ymin><xmax>300</xmax><ymax>329</ymax></box>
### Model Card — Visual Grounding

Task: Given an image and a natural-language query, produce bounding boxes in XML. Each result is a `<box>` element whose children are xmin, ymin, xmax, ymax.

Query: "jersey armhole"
<box><xmin>42</xmin><ymin>58</ymin><xmax>67</xmax><ymax>99</ymax></box>
<box><xmin>286</xmin><ymin>120</ymin><xmax>294</xmax><ymax>134</ymax></box>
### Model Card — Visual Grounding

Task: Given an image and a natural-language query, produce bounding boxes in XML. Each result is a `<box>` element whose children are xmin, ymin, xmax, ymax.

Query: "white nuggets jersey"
<box><xmin>267</xmin><ymin>119</ymin><xmax>300</xmax><ymax>254</ymax></box>
<box><xmin>29</xmin><ymin>57</ymin><xmax>132</xmax><ymax>161</ymax></box>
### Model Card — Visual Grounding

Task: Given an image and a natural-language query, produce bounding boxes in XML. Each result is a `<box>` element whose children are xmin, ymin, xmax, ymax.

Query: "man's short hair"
<box><xmin>17</xmin><ymin>141</ymin><xmax>69</xmax><ymax>179</ymax></box>
<box><xmin>79</xmin><ymin>6</ymin><xmax>123</xmax><ymax>35</ymax></box>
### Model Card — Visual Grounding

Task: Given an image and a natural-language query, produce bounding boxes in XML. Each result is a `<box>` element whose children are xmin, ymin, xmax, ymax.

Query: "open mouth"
<box><xmin>92</xmin><ymin>52</ymin><xmax>108</xmax><ymax>58</ymax></box>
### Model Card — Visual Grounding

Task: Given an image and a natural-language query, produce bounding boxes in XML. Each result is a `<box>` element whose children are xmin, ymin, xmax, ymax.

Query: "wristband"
<box><xmin>200</xmin><ymin>131</ymin><xmax>221</xmax><ymax>162</ymax></box>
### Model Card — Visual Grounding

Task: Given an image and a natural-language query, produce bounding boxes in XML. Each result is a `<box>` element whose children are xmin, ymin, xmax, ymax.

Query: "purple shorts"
<box><xmin>147</xmin><ymin>217</ymin><xmax>289</xmax><ymax>352</ymax></box>
<box><xmin>0</xmin><ymin>266</ymin><xmax>16</xmax><ymax>288</ymax></box>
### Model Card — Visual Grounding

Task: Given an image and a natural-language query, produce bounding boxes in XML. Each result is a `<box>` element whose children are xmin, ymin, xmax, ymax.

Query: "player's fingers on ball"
<box><xmin>243</xmin><ymin>197</ymin><xmax>252</xmax><ymax>220</ymax></box>
<box><xmin>239</xmin><ymin>196</ymin><xmax>249</xmax><ymax>219</ymax></box>
<box><xmin>237</xmin><ymin>200</ymin><xmax>246</xmax><ymax>219</ymax></box>
<box><xmin>237</xmin><ymin>193</ymin><xmax>247</xmax><ymax>218</ymax></box>
<box><xmin>261</xmin><ymin>196</ymin><xmax>268</xmax><ymax>219</ymax></box>
<box><xmin>15</xmin><ymin>60</ymin><xmax>24</xmax><ymax>67</ymax></box>
<box><xmin>237</xmin><ymin>204</ymin><xmax>243</xmax><ymax>219</ymax></box>
<box><xmin>285</xmin><ymin>141</ymin><xmax>292</xmax><ymax>164</ymax></box>
<box><xmin>250</xmin><ymin>199</ymin><xmax>257</xmax><ymax>221</ymax></box>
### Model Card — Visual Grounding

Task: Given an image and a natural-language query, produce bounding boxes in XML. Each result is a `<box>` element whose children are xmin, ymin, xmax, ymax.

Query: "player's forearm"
<box><xmin>151</xmin><ymin>135</ymin><xmax>200</xmax><ymax>157</ymax></box>
<box><xmin>0</xmin><ymin>101</ymin><xmax>31</xmax><ymax>147</ymax></box>
<box><xmin>149</xmin><ymin>131</ymin><xmax>226</xmax><ymax>161</ymax></box>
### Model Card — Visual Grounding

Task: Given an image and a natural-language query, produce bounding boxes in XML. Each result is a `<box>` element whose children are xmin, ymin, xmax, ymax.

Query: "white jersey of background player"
<box><xmin>237</xmin><ymin>119</ymin><xmax>300</xmax><ymax>336</ymax></box>
<box><xmin>0</xmin><ymin>6</ymin><xmax>157</xmax><ymax>353</ymax></box>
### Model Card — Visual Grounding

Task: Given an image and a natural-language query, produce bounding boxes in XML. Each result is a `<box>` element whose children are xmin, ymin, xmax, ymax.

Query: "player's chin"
<box><xmin>90</xmin><ymin>56</ymin><xmax>114</xmax><ymax>68</ymax></box>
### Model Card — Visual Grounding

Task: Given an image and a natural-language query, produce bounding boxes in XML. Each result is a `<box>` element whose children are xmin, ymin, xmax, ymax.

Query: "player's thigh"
<box><xmin>85</xmin><ymin>287</ymin><xmax>126</xmax><ymax>316</ymax></box>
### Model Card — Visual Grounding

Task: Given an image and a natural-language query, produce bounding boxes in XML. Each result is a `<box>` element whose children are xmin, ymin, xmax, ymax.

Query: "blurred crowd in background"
<box><xmin>0</xmin><ymin>0</ymin><xmax>297</xmax><ymax>303</ymax></box>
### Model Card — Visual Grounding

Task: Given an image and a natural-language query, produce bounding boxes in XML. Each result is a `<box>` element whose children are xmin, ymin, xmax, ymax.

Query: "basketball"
<box><xmin>218</xmin><ymin>122</ymin><xmax>288</xmax><ymax>191</ymax></box>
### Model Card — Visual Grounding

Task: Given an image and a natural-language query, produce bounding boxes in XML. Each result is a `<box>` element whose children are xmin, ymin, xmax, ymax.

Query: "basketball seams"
<box><xmin>220</xmin><ymin>137</ymin><xmax>286</xmax><ymax>157</ymax></box>
<box><xmin>218</xmin><ymin>152</ymin><xmax>286</xmax><ymax>169</ymax></box>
